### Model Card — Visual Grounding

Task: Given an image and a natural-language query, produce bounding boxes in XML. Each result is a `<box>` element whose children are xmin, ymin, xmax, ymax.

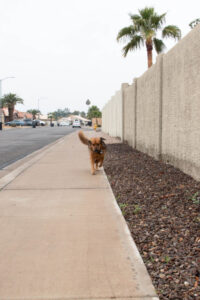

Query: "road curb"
<box><xmin>102</xmin><ymin>168</ymin><xmax>159</xmax><ymax>299</ymax></box>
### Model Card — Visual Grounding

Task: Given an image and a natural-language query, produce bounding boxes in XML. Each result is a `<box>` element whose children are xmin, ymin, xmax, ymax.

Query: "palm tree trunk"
<box><xmin>146</xmin><ymin>41</ymin><xmax>153</xmax><ymax>68</ymax></box>
<box><xmin>8</xmin><ymin>105</ymin><xmax>14</xmax><ymax>121</ymax></box>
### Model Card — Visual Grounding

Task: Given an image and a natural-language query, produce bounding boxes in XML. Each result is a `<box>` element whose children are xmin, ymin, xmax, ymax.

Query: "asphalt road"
<box><xmin>0</xmin><ymin>126</ymin><xmax>79</xmax><ymax>169</ymax></box>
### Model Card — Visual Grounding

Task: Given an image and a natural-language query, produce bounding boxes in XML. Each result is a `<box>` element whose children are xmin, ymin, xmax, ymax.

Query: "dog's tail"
<box><xmin>78</xmin><ymin>131</ymin><xmax>89</xmax><ymax>145</ymax></box>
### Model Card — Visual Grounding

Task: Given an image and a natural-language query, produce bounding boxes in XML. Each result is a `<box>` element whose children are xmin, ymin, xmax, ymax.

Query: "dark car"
<box><xmin>23</xmin><ymin>119</ymin><xmax>45</xmax><ymax>126</ymax></box>
<box><xmin>5</xmin><ymin>120</ymin><xmax>26</xmax><ymax>126</ymax></box>
<box><xmin>86</xmin><ymin>121</ymin><xmax>92</xmax><ymax>126</ymax></box>
<box><xmin>23</xmin><ymin>119</ymin><xmax>33</xmax><ymax>126</ymax></box>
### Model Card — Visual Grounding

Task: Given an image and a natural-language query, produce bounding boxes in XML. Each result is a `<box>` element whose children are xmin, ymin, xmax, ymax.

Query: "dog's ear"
<box><xmin>100</xmin><ymin>137</ymin><xmax>106</xmax><ymax>150</ymax></box>
<box><xmin>88</xmin><ymin>140</ymin><xmax>92</xmax><ymax>146</ymax></box>
<box><xmin>100</xmin><ymin>137</ymin><xmax>106</xmax><ymax>143</ymax></box>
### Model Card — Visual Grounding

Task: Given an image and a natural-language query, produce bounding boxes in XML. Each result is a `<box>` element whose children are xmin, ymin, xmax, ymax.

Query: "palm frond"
<box><xmin>131</xmin><ymin>8</ymin><xmax>165</xmax><ymax>35</ymax></box>
<box><xmin>162</xmin><ymin>25</ymin><xmax>181</xmax><ymax>40</ymax></box>
<box><xmin>27</xmin><ymin>109</ymin><xmax>40</xmax><ymax>114</ymax></box>
<box><xmin>151</xmin><ymin>13</ymin><xmax>166</xmax><ymax>29</ymax></box>
<box><xmin>117</xmin><ymin>26</ymin><xmax>135</xmax><ymax>42</ymax></box>
<box><xmin>129</xmin><ymin>13</ymin><xmax>141</xmax><ymax>22</ymax></box>
<box><xmin>189</xmin><ymin>18</ymin><xmax>200</xmax><ymax>29</ymax></box>
<box><xmin>139</xmin><ymin>7</ymin><xmax>155</xmax><ymax>20</ymax></box>
<box><xmin>122</xmin><ymin>35</ymin><xmax>144</xmax><ymax>57</ymax></box>
<box><xmin>129</xmin><ymin>14</ymin><xmax>145</xmax><ymax>30</ymax></box>
<box><xmin>1</xmin><ymin>93</ymin><xmax>24</xmax><ymax>106</ymax></box>
<box><xmin>144</xmin><ymin>29</ymin><xmax>156</xmax><ymax>40</ymax></box>
<box><xmin>153</xmin><ymin>38</ymin><xmax>166</xmax><ymax>53</ymax></box>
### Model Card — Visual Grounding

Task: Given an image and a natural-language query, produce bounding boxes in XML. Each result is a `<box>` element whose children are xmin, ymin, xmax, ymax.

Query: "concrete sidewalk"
<box><xmin>0</xmin><ymin>131</ymin><xmax>158</xmax><ymax>300</ymax></box>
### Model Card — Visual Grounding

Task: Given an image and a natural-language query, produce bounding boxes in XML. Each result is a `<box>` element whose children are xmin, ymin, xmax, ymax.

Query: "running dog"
<box><xmin>78</xmin><ymin>131</ymin><xmax>106</xmax><ymax>175</ymax></box>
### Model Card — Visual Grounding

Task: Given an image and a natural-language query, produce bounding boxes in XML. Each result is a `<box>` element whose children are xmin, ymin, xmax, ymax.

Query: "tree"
<box><xmin>72</xmin><ymin>110</ymin><xmax>80</xmax><ymax>115</ymax></box>
<box><xmin>51</xmin><ymin>111</ymin><xmax>59</xmax><ymax>120</ymax></box>
<box><xmin>86</xmin><ymin>99</ymin><xmax>91</xmax><ymax>106</ymax></box>
<box><xmin>117</xmin><ymin>7</ymin><xmax>181</xmax><ymax>68</ymax></box>
<box><xmin>189</xmin><ymin>18</ymin><xmax>200</xmax><ymax>29</ymax></box>
<box><xmin>2</xmin><ymin>93</ymin><xmax>24</xmax><ymax>121</ymax></box>
<box><xmin>48</xmin><ymin>113</ymin><xmax>53</xmax><ymax>125</ymax></box>
<box><xmin>62</xmin><ymin>108</ymin><xmax>71</xmax><ymax>116</ymax></box>
<box><xmin>27</xmin><ymin>109</ymin><xmax>41</xmax><ymax>119</ymax></box>
<box><xmin>87</xmin><ymin>105</ymin><xmax>102</xmax><ymax>120</ymax></box>
<box><xmin>49</xmin><ymin>108</ymin><xmax>71</xmax><ymax>120</ymax></box>
<box><xmin>80</xmin><ymin>111</ymin><xmax>86</xmax><ymax>118</ymax></box>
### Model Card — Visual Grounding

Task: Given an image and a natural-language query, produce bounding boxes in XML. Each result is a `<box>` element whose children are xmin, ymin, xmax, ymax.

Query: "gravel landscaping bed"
<box><xmin>103</xmin><ymin>140</ymin><xmax>200</xmax><ymax>299</ymax></box>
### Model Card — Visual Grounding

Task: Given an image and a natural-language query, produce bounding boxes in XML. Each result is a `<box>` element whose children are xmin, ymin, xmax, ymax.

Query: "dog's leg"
<box><xmin>99</xmin><ymin>158</ymin><xmax>104</xmax><ymax>168</ymax></box>
<box><xmin>95</xmin><ymin>160</ymin><xmax>99</xmax><ymax>171</ymax></box>
<box><xmin>90</xmin><ymin>156</ymin><xmax>95</xmax><ymax>175</ymax></box>
<box><xmin>91</xmin><ymin>163</ymin><xmax>95</xmax><ymax>175</ymax></box>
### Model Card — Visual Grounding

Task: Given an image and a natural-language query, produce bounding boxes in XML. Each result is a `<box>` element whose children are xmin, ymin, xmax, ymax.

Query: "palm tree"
<box><xmin>48</xmin><ymin>113</ymin><xmax>53</xmax><ymax>125</ymax></box>
<box><xmin>117</xmin><ymin>7</ymin><xmax>181</xmax><ymax>68</ymax></box>
<box><xmin>86</xmin><ymin>99</ymin><xmax>91</xmax><ymax>106</ymax></box>
<box><xmin>189</xmin><ymin>18</ymin><xmax>200</xmax><ymax>29</ymax></box>
<box><xmin>27</xmin><ymin>109</ymin><xmax>41</xmax><ymax>119</ymax></box>
<box><xmin>1</xmin><ymin>93</ymin><xmax>24</xmax><ymax>121</ymax></box>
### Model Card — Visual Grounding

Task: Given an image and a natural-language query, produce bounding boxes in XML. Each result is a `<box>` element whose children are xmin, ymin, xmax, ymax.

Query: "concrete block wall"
<box><xmin>102</xmin><ymin>24</ymin><xmax>200</xmax><ymax>181</ymax></box>
<box><xmin>136</xmin><ymin>55</ymin><xmax>163</xmax><ymax>159</ymax></box>
<box><xmin>102</xmin><ymin>89</ymin><xmax>123</xmax><ymax>139</ymax></box>
<box><xmin>162</xmin><ymin>24</ymin><xmax>200</xmax><ymax>180</ymax></box>
<box><xmin>123</xmin><ymin>81</ymin><xmax>136</xmax><ymax>147</ymax></box>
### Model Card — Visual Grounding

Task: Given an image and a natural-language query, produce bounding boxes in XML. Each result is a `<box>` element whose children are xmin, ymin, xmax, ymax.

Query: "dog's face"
<box><xmin>88</xmin><ymin>137</ymin><xmax>106</xmax><ymax>154</ymax></box>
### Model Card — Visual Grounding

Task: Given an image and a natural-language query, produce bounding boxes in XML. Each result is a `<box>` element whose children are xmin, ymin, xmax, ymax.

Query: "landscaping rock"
<box><xmin>103</xmin><ymin>141</ymin><xmax>200</xmax><ymax>300</ymax></box>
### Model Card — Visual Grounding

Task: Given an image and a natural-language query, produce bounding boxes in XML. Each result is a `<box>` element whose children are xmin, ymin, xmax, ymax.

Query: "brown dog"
<box><xmin>78</xmin><ymin>131</ymin><xmax>106</xmax><ymax>175</ymax></box>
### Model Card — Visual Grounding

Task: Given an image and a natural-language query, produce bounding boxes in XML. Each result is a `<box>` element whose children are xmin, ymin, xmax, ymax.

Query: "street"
<box><xmin>0</xmin><ymin>126</ymin><xmax>78</xmax><ymax>169</ymax></box>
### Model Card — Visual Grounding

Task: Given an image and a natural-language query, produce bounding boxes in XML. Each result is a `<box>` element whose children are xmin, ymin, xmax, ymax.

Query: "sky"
<box><xmin>0</xmin><ymin>0</ymin><xmax>199</xmax><ymax>115</ymax></box>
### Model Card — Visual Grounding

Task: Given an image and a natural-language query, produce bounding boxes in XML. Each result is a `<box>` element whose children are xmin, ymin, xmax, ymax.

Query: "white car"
<box><xmin>72</xmin><ymin>120</ymin><xmax>81</xmax><ymax>128</ymax></box>
<box><xmin>38</xmin><ymin>120</ymin><xmax>46</xmax><ymax>126</ymax></box>
<box><xmin>35</xmin><ymin>120</ymin><xmax>46</xmax><ymax>126</ymax></box>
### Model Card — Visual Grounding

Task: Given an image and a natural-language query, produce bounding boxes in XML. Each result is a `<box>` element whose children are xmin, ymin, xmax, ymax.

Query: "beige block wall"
<box><xmin>102</xmin><ymin>25</ymin><xmax>200</xmax><ymax>180</ymax></box>
<box><xmin>123</xmin><ymin>81</ymin><xmax>136</xmax><ymax>147</ymax></box>
<box><xmin>136</xmin><ymin>55</ymin><xmax>163</xmax><ymax>159</ymax></box>
<box><xmin>162</xmin><ymin>25</ymin><xmax>200</xmax><ymax>180</ymax></box>
<box><xmin>102</xmin><ymin>103</ymin><xmax>109</xmax><ymax>133</ymax></box>
<box><xmin>102</xmin><ymin>89</ymin><xmax>123</xmax><ymax>139</ymax></box>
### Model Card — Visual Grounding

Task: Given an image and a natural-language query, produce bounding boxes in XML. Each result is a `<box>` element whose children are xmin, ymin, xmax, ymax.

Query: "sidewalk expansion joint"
<box><xmin>4</xmin><ymin>187</ymin><xmax>110</xmax><ymax>191</ymax></box>
<box><xmin>1</xmin><ymin>297</ymin><xmax>159</xmax><ymax>300</ymax></box>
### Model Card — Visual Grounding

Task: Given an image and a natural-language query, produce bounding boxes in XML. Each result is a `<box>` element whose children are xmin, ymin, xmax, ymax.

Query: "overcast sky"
<box><xmin>0</xmin><ymin>0</ymin><xmax>199</xmax><ymax>114</ymax></box>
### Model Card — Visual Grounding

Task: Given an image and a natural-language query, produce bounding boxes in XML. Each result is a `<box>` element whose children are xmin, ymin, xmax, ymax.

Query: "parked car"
<box><xmin>5</xmin><ymin>120</ymin><xmax>26</xmax><ymax>126</ymax></box>
<box><xmin>86</xmin><ymin>121</ymin><xmax>92</xmax><ymax>126</ymax></box>
<box><xmin>23</xmin><ymin>119</ymin><xmax>33</xmax><ymax>126</ymax></box>
<box><xmin>35</xmin><ymin>120</ymin><xmax>46</xmax><ymax>126</ymax></box>
<box><xmin>23</xmin><ymin>119</ymin><xmax>45</xmax><ymax>126</ymax></box>
<box><xmin>72</xmin><ymin>120</ymin><xmax>81</xmax><ymax>128</ymax></box>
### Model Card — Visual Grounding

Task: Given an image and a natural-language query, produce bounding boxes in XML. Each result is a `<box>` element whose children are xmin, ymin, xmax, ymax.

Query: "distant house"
<box><xmin>38</xmin><ymin>114</ymin><xmax>48</xmax><ymax>121</ymax></box>
<box><xmin>15</xmin><ymin>111</ymin><xmax>33</xmax><ymax>120</ymax></box>
<box><xmin>2</xmin><ymin>108</ymin><xmax>33</xmax><ymax>123</ymax></box>
<box><xmin>58</xmin><ymin>115</ymin><xmax>90</xmax><ymax>125</ymax></box>
<box><xmin>68</xmin><ymin>115</ymin><xmax>90</xmax><ymax>125</ymax></box>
